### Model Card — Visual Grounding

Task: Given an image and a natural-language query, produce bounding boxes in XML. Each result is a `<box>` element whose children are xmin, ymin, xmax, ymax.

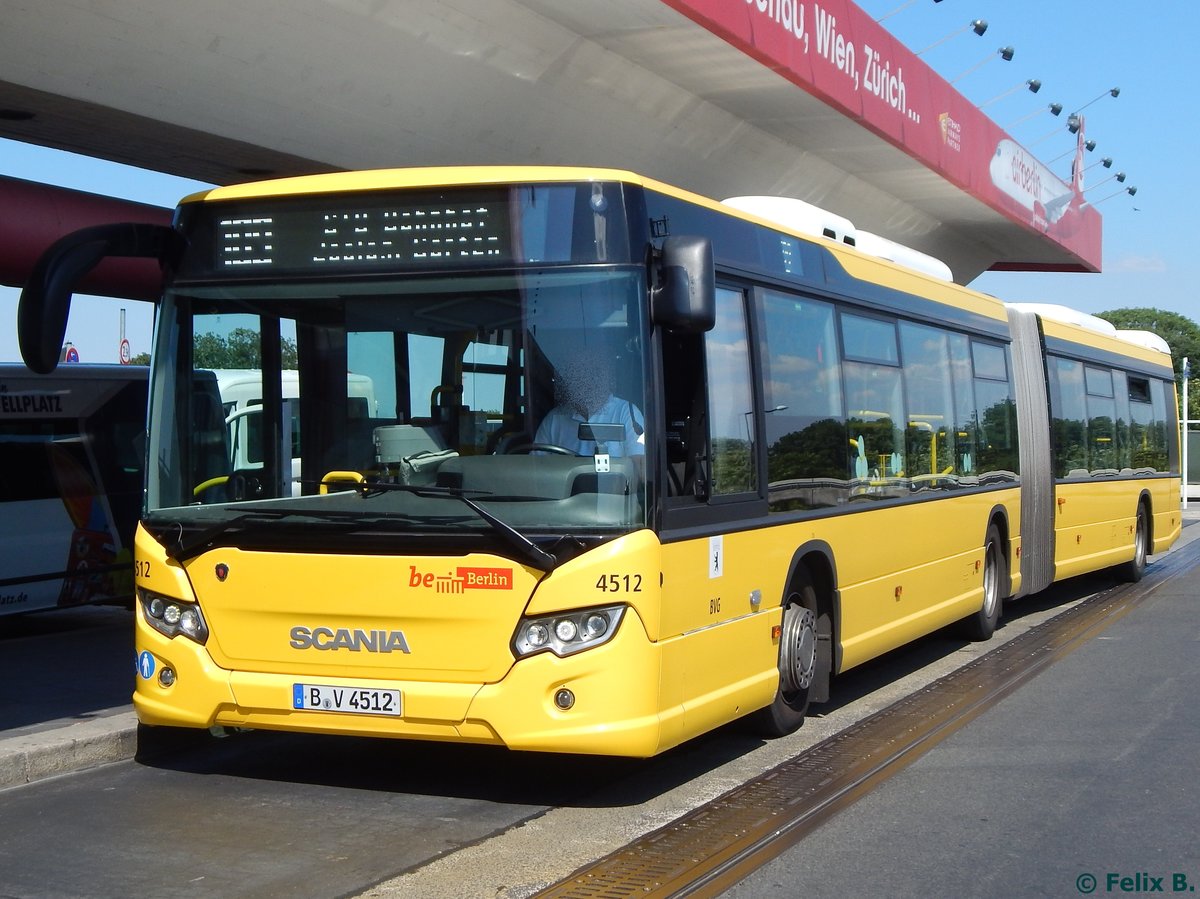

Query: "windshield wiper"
<box><xmin>356</xmin><ymin>482</ymin><xmax>558</xmax><ymax>570</ymax></box>
<box><xmin>147</xmin><ymin>508</ymin><xmax>403</xmax><ymax>562</ymax></box>
<box><xmin>147</xmin><ymin>484</ymin><xmax>558</xmax><ymax>570</ymax></box>
<box><xmin>146</xmin><ymin>511</ymin><xmax>285</xmax><ymax>562</ymax></box>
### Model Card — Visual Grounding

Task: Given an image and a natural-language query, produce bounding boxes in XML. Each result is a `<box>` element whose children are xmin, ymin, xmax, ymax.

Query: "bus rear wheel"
<box><xmin>1115</xmin><ymin>503</ymin><xmax>1149</xmax><ymax>583</ymax></box>
<box><xmin>751</xmin><ymin>577</ymin><xmax>821</xmax><ymax>738</ymax></box>
<box><xmin>959</xmin><ymin>524</ymin><xmax>1004</xmax><ymax>642</ymax></box>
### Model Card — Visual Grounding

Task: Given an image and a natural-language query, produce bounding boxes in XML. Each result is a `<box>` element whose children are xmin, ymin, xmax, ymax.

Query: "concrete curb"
<box><xmin>0</xmin><ymin>711</ymin><xmax>137</xmax><ymax>790</ymax></box>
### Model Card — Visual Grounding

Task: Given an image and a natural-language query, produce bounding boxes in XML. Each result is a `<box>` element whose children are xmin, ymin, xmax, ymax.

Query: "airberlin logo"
<box><xmin>408</xmin><ymin>565</ymin><xmax>514</xmax><ymax>594</ymax></box>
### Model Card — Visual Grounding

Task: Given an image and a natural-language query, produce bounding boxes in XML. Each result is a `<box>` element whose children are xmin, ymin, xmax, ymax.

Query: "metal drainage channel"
<box><xmin>537</xmin><ymin>543</ymin><xmax>1195</xmax><ymax>899</ymax></box>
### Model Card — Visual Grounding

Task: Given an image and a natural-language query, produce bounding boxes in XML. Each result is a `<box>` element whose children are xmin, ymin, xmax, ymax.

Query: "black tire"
<box><xmin>750</xmin><ymin>575</ymin><xmax>822</xmax><ymax>738</ymax></box>
<box><xmin>959</xmin><ymin>524</ymin><xmax>1004</xmax><ymax>641</ymax></box>
<box><xmin>1115</xmin><ymin>503</ymin><xmax>1149</xmax><ymax>583</ymax></box>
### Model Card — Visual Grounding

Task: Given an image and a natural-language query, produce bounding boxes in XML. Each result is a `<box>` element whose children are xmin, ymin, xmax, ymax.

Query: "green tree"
<box><xmin>192</xmin><ymin>328</ymin><xmax>298</xmax><ymax>370</ymax></box>
<box><xmin>1097</xmin><ymin>307</ymin><xmax>1200</xmax><ymax>420</ymax></box>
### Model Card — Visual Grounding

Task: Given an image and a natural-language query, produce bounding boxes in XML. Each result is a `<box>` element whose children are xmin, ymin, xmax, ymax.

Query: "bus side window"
<box><xmin>1127</xmin><ymin>375</ymin><xmax>1170</xmax><ymax>473</ymax></box>
<box><xmin>841</xmin><ymin>312</ymin><xmax>906</xmax><ymax>490</ymax></box>
<box><xmin>971</xmin><ymin>340</ymin><xmax>1019</xmax><ymax>479</ymax></box>
<box><xmin>899</xmin><ymin>321</ymin><xmax>956</xmax><ymax>486</ymax></box>
<box><xmin>662</xmin><ymin>331</ymin><xmax>708</xmax><ymax>499</ymax></box>
<box><xmin>662</xmin><ymin>287</ymin><xmax>757</xmax><ymax>500</ymax></box>
<box><xmin>758</xmin><ymin>290</ymin><xmax>845</xmax><ymax>512</ymax></box>
<box><xmin>1047</xmin><ymin>356</ymin><xmax>1087</xmax><ymax>477</ymax></box>
<box><xmin>705</xmin><ymin>287</ymin><xmax>756</xmax><ymax>496</ymax></box>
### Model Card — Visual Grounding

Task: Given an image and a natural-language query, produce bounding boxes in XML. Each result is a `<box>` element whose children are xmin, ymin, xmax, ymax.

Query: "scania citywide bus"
<box><xmin>17</xmin><ymin>167</ymin><xmax>1180</xmax><ymax>756</ymax></box>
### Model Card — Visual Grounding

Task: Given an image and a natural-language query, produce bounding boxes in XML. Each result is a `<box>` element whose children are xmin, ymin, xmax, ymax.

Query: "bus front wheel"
<box><xmin>751</xmin><ymin>576</ymin><xmax>822</xmax><ymax>738</ymax></box>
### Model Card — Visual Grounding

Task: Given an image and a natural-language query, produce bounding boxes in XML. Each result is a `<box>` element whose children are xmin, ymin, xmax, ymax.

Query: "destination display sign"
<box><xmin>177</xmin><ymin>182</ymin><xmax>633</xmax><ymax>278</ymax></box>
<box><xmin>214</xmin><ymin>193</ymin><xmax>514</xmax><ymax>272</ymax></box>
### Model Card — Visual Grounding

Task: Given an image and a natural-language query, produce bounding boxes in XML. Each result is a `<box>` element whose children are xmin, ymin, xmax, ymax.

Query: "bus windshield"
<box><xmin>144</xmin><ymin>267</ymin><xmax>650</xmax><ymax>547</ymax></box>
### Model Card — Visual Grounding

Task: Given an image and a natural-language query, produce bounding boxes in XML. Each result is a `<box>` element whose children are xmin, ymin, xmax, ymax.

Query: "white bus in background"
<box><xmin>0</xmin><ymin>364</ymin><xmax>148</xmax><ymax>616</ymax></box>
<box><xmin>212</xmin><ymin>369</ymin><xmax>377</xmax><ymax>495</ymax></box>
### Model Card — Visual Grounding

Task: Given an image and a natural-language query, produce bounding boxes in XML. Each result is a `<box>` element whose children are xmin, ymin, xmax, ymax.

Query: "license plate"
<box><xmin>293</xmin><ymin>683</ymin><xmax>402</xmax><ymax>716</ymax></box>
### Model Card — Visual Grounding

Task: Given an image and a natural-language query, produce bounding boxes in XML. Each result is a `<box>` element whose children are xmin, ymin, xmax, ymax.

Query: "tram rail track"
<box><xmin>536</xmin><ymin>539</ymin><xmax>1197</xmax><ymax>898</ymax></box>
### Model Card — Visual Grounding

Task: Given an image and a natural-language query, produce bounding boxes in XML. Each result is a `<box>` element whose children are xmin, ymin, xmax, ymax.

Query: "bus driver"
<box><xmin>534</xmin><ymin>351</ymin><xmax>645</xmax><ymax>457</ymax></box>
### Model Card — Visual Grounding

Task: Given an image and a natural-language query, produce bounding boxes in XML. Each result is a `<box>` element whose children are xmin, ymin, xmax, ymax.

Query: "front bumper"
<box><xmin>134</xmin><ymin>604</ymin><xmax>669</xmax><ymax>757</ymax></box>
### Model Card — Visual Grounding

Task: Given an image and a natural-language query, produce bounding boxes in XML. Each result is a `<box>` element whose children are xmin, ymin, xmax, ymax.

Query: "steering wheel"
<box><xmin>503</xmin><ymin>442</ymin><xmax>575</xmax><ymax>456</ymax></box>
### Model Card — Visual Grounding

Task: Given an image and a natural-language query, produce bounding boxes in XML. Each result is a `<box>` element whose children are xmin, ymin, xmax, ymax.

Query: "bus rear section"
<box><xmin>0</xmin><ymin>364</ymin><xmax>147</xmax><ymax>615</ymax></box>
<box><xmin>1005</xmin><ymin>305</ymin><xmax>1182</xmax><ymax>594</ymax></box>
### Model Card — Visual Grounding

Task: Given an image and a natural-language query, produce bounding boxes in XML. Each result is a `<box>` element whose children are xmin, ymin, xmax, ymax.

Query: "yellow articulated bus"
<box><xmin>17</xmin><ymin>167</ymin><xmax>1180</xmax><ymax>756</ymax></box>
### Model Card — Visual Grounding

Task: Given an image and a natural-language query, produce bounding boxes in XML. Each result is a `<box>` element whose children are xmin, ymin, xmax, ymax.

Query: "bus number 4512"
<box><xmin>596</xmin><ymin>574</ymin><xmax>642</xmax><ymax>593</ymax></box>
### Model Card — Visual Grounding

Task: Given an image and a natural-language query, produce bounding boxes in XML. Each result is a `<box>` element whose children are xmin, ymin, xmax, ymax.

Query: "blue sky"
<box><xmin>1</xmin><ymin>0</ymin><xmax>1197</xmax><ymax>364</ymax></box>
<box><xmin>1</xmin><ymin>140</ymin><xmax>209</xmax><ymax>364</ymax></box>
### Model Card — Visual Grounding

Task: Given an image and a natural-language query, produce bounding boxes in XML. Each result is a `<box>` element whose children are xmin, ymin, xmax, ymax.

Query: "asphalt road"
<box><xmin>723</xmin><ymin>539</ymin><xmax>1200</xmax><ymax>898</ymax></box>
<box><xmin>0</xmin><ymin>727</ymin><xmax>645</xmax><ymax>898</ymax></box>
<box><xmin>0</xmin><ymin>603</ymin><xmax>133</xmax><ymax>735</ymax></box>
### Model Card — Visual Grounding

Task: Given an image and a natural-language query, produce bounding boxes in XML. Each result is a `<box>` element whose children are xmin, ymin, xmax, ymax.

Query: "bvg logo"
<box><xmin>408</xmin><ymin>565</ymin><xmax>514</xmax><ymax>594</ymax></box>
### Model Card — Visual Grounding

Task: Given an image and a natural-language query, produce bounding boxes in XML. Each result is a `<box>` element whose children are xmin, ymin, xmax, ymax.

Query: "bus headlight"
<box><xmin>512</xmin><ymin>605</ymin><xmax>626</xmax><ymax>658</ymax></box>
<box><xmin>139</xmin><ymin>590</ymin><xmax>209</xmax><ymax>645</ymax></box>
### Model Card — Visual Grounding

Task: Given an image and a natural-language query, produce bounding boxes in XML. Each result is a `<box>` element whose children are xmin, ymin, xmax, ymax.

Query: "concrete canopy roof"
<box><xmin>0</xmin><ymin>0</ymin><xmax>1098</xmax><ymax>282</ymax></box>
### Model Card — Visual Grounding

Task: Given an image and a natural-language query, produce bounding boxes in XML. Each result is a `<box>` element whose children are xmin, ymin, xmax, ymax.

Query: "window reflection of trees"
<box><xmin>1129</xmin><ymin>397</ymin><xmax>1170</xmax><ymax>472</ymax></box>
<box><xmin>1049</xmin><ymin>356</ymin><xmax>1172</xmax><ymax>478</ymax></box>
<box><xmin>759</xmin><ymin>293</ymin><xmax>1028</xmax><ymax>510</ymax></box>
<box><xmin>760</xmin><ymin>293</ymin><xmax>848</xmax><ymax>511</ymax></box>
<box><xmin>842</xmin><ymin>314</ymin><xmax>907</xmax><ymax>501</ymax></box>
<box><xmin>900</xmin><ymin>323</ymin><xmax>957</xmax><ymax>488</ymax></box>
<box><xmin>976</xmin><ymin>398</ymin><xmax>1019</xmax><ymax>479</ymax></box>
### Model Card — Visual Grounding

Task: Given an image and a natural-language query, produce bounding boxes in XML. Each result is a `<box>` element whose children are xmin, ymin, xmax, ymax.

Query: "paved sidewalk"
<box><xmin>0</xmin><ymin>604</ymin><xmax>137</xmax><ymax>788</ymax></box>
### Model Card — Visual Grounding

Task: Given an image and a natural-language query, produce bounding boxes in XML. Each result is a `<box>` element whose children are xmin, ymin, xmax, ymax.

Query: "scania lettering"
<box><xmin>289</xmin><ymin>626</ymin><xmax>412</xmax><ymax>654</ymax></box>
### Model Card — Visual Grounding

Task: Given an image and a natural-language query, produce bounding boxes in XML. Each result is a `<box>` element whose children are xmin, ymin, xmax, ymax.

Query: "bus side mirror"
<box><xmin>651</xmin><ymin>235</ymin><xmax>715</xmax><ymax>333</ymax></box>
<box><xmin>18</xmin><ymin>223</ymin><xmax>182</xmax><ymax>374</ymax></box>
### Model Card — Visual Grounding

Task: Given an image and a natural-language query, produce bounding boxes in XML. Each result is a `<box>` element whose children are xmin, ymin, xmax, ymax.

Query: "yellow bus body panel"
<box><xmin>780</xmin><ymin>491</ymin><xmax>1017</xmax><ymax>671</ymax></box>
<box><xmin>134</xmin><ymin>525</ymin><xmax>686</xmax><ymax>756</ymax></box>
<box><xmin>1053</xmin><ymin>477</ymin><xmax>1181</xmax><ymax>579</ymax></box>
<box><xmin>133</xmin><ymin>485</ymin><xmax>1025</xmax><ymax>755</ymax></box>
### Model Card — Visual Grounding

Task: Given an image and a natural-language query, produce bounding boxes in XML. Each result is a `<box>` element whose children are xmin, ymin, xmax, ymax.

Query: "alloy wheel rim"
<box><xmin>781</xmin><ymin>605</ymin><xmax>817</xmax><ymax>693</ymax></box>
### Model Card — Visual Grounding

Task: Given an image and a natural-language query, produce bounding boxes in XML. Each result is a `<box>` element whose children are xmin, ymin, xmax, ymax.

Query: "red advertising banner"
<box><xmin>660</xmin><ymin>0</ymin><xmax>1101</xmax><ymax>271</ymax></box>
